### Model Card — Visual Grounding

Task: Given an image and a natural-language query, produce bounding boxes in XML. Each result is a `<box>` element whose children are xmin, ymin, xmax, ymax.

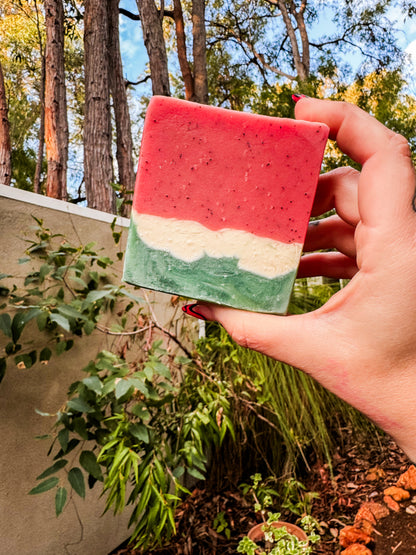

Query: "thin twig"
<box><xmin>143</xmin><ymin>291</ymin><xmax>194</xmax><ymax>359</ymax></box>
<box><xmin>95</xmin><ymin>324</ymin><xmax>152</xmax><ymax>336</ymax></box>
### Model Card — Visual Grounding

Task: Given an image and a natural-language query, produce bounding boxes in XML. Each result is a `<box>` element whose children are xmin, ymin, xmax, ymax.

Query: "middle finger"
<box><xmin>312</xmin><ymin>166</ymin><xmax>360</xmax><ymax>226</ymax></box>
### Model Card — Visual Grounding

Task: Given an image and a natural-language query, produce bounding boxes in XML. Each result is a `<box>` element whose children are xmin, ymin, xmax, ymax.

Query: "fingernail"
<box><xmin>292</xmin><ymin>93</ymin><xmax>308</xmax><ymax>103</ymax></box>
<box><xmin>182</xmin><ymin>303</ymin><xmax>207</xmax><ymax>321</ymax></box>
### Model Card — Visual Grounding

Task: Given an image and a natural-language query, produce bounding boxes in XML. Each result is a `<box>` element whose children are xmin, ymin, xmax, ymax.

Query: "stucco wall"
<box><xmin>0</xmin><ymin>185</ymin><xmax>192</xmax><ymax>555</ymax></box>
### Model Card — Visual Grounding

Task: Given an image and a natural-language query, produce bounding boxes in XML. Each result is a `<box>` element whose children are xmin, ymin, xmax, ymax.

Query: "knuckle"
<box><xmin>227</xmin><ymin>320</ymin><xmax>262</xmax><ymax>352</ymax></box>
<box><xmin>389</xmin><ymin>133</ymin><xmax>412</xmax><ymax>158</ymax></box>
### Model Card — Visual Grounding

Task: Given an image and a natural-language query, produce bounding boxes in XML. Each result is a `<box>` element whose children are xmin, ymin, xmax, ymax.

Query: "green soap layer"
<box><xmin>123</xmin><ymin>219</ymin><xmax>297</xmax><ymax>314</ymax></box>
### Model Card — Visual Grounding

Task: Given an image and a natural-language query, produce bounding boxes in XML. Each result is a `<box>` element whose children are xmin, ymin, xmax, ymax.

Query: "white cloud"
<box><xmin>405</xmin><ymin>39</ymin><xmax>416</xmax><ymax>68</ymax></box>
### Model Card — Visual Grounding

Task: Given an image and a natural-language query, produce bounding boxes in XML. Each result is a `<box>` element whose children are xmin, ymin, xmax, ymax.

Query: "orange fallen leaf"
<box><xmin>341</xmin><ymin>543</ymin><xmax>373</xmax><ymax>554</ymax></box>
<box><xmin>355</xmin><ymin>506</ymin><xmax>377</xmax><ymax>526</ymax></box>
<box><xmin>383</xmin><ymin>495</ymin><xmax>400</xmax><ymax>512</ymax></box>
<box><xmin>383</xmin><ymin>486</ymin><xmax>410</xmax><ymax>502</ymax></box>
<box><xmin>360</xmin><ymin>501</ymin><xmax>389</xmax><ymax>520</ymax></box>
<box><xmin>397</xmin><ymin>465</ymin><xmax>416</xmax><ymax>491</ymax></box>
<box><xmin>339</xmin><ymin>526</ymin><xmax>373</xmax><ymax>548</ymax></box>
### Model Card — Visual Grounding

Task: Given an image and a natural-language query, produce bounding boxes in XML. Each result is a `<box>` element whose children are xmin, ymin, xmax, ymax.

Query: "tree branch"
<box><xmin>119</xmin><ymin>6</ymin><xmax>174</xmax><ymax>20</ymax></box>
<box><xmin>209</xmin><ymin>21</ymin><xmax>296</xmax><ymax>80</ymax></box>
<box><xmin>125</xmin><ymin>74</ymin><xmax>151</xmax><ymax>87</ymax></box>
<box><xmin>119</xmin><ymin>7</ymin><xmax>140</xmax><ymax>20</ymax></box>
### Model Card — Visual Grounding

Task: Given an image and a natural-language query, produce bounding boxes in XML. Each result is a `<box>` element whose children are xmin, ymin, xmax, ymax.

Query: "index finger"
<box><xmin>295</xmin><ymin>98</ymin><xmax>397</xmax><ymax>166</ymax></box>
<box><xmin>295</xmin><ymin>98</ymin><xmax>415</xmax><ymax>227</ymax></box>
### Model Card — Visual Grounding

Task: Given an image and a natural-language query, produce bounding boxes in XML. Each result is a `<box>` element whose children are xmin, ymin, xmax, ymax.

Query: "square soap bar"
<box><xmin>123</xmin><ymin>96</ymin><xmax>328</xmax><ymax>314</ymax></box>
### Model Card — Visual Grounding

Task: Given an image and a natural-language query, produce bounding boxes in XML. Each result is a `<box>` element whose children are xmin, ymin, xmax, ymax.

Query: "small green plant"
<box><xmin>281</xmin><ymin>478</ymin><xmax>320</xmax><ymax>518</ymax></box>
<box><xmin>213</xmin><ymin>510</ymin><xmax>231</xmax><ymax>539</ymax></box>
<box><xmin>237</xmin><ymin>513</ymin><xmax>320</xmax><ymax>555</ymax></box>
<box><xmin>238</xmin><ymin>475</ymin><xmax>320</xmax><ymax>554</ymax></box>
<box><xmin>240</xmin><ymin>473</ymin><xmax>279</xmax><ymax>516</ymax></box>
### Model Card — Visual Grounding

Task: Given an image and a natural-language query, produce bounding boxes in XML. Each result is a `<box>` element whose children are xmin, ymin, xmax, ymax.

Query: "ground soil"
<box><xmin>111</xmin><ymin>432</ymin><xmax>416</xmax><ymax>554</ymax></box>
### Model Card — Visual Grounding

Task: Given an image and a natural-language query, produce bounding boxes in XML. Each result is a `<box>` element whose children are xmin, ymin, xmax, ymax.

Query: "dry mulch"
<box><xmin>111</xmin><ymin>432</ymin><xmax>416</xmax><ymax>554</ymax></box>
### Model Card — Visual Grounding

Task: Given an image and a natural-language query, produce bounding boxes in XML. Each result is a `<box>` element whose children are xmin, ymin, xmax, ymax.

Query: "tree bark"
<box><xmin>108</xmin><ymin>0</ymin><xmax>135</xmax><ymax>217</ymax></box>
<box><xmin>173</xmin><ymin>0</ymin><xmax>194</xmax><ymax>100</ymax></box>
<box><xmin>0</xmin><ymin>60</ymin><xmax>11</xmax><ymax>186</ymax></box>
<box><xmin>136</xmin><ymin>0</ymin><xmax>171</xmax><ymax>96</ymax></box>
<box><xmin>275</xmin><ymin>0</ymin><xmax>309</xmax><ymax>81</ymax></box>
<box><xmin>84</xmin><ymin>0</ymin><xmax>116</xmax><ymax>213</ymax></box>
<box><xmin>192</xmin><ymin>0</ymin><xmax>208</xmax><ymax>103</ymax></box>
<box><xmin>44</xmin><ymin>0</ymin><xmax>68</xmax><ymax>200</ymax></box>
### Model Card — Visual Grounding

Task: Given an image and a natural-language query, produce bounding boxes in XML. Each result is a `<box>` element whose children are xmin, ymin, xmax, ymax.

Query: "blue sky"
<box><xmin>119</xmin><ymin>0</ymin><xmax>148</xmax><ymax>83</ymax></box>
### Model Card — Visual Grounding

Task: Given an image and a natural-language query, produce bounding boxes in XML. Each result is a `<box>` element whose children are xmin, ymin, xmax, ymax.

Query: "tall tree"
<box><xmin>0</xmin><ymin>59</ymin><xmax>11</xmax><ymax>186</ymax></box>
<box><xmin>33</xmin><ymin>0</ymin><xmax>46</xmax><ymax>194</ymax></box>
<box><xmin>108</xmin><ymin>0</ymin><xmax>135</xmax><ymax>216</ymax></box>
<box><xmin>135</xmin><ymin>0</ymin><xmax>171</xmax><ymax>96</ymax></box>
<box><xmin>172</xmin><ymin>0</ymin><xmax>208</xmax><ymax>103</ymax></box>
<box><xmin>192</xmin><ymin>0</ymin><xmax>208</xmax><ymax>103</ymax></box>
<box><xmin>44</xmin><ymin>0</ymin><xmax>68</xmax><ymax>200</ymax></box>
<box><xmin>83</xmin><ymin>0</ymin><xmax>115</xmax><ymax>213</ymax></box>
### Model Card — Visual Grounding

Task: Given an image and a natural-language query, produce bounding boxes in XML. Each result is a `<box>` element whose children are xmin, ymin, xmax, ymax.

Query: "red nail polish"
<box><xmin>182</xmin><ymin>304</ymin><xmax>207</xmax><ymax>321</ymax></box>
<box><xmin>291</xmin><ymin>93</ymin><xmax>307</xmax><ymax>103</ymax></box>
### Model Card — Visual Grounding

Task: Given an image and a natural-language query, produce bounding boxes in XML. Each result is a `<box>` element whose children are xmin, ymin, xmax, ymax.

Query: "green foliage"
<box><xmin>240</xmin><ymin>473</ymin><xmax>279</xmax><ymax>516</ymax></box>
<box><xmin>198</xmin><ymin>280</ymin><xmax>378</xmax><ymax>487</ymax></box>
<box><xmin>0</xmin><ymin>217</ymin><xmax>130</xmax><ymax>382</ymax></box>
<box><xmin>281</xmin><ymin>478</ymin><xmax>320</xmax><ymax>518</ymax></box>
<box><xmin>0</xmin><ymin>217</ymin><xmax>234</xmax><ymax>551</ymax></box>
<box><xmin>213</xmin><ymin>511</ymin><xmax>231</xmax><ymax>539</ymax></box>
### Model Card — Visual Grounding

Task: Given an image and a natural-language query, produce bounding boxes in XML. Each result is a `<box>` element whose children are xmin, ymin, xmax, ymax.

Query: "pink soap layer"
<box><xmin>134</xmin><ymin>96</ymin><xmax>328</xmax><ymax>245</ymax></box>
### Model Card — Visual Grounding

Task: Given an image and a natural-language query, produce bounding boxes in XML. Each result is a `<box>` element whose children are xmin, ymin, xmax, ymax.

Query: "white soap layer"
<box><xmin>132</xmin><ymin>210</ymin><xmax>302</xmax><ymax>279</ymax></box>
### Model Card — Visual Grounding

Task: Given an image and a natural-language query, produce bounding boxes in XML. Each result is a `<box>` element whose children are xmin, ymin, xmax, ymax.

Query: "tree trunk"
<box><xmin>0</xmin><ymin>60</ymin><xmax>11</xmax><ymax>186</ymax></box>
<box><xmin>192</xmin><ymin>0</ymin><xmax>208</xmax><ymax>103</ymax></box>
<box><xmin>136</xmin><ymin>0</ymin><xmax>171</xmax><ymax>96</ymax></box>
<box><xmin>276</xmin><ymin>0</ymin><xmax>309</xmax><ymax>81</ymax></box>
<box><xmin>44</xmin><ymin>0</ymin><xmax>68</xmax><ymax>200</ymax></box>
<box><xmin>173</xmin><ymin>0</ymin><xmax>194</xmax><ymax>100</ymax></box>
<box><xmin>34</xmin><ymin>0</ymin><xmax>45</xmax><ymax>194</ymax></box>
<box><xmin>108</xmin><ymin>0</ymin><xmax>135</xmax><ymax>217</ymax></box>
<box><xmin>84</xmin><ymin>0</ymin><xmax>116</xmax><ymax>213</ymax></box>
<box><xmin>34</xmin><ymin>54</ymin><xmax>46</xmax><ymax>194</ymax></box>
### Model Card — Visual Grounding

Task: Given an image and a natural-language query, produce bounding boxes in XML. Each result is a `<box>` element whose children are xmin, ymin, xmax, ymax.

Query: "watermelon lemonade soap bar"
<box><xmin>123</xmin><ymin>96</ymin><xmax>328</xmax><ymax>314</ymax></box>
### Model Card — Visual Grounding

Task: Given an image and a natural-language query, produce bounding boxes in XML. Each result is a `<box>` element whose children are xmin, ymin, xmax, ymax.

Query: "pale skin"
<box><xmin>187</xmin><ymin>98</ymin><xmax>416</xmax><ymax>462</ymax></box>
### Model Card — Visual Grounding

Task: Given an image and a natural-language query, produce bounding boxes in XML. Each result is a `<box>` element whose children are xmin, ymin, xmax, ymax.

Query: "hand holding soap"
<box><xmin>123</xmin><ymin>96</ymin><xmax>329</xmax><ymax>314</ymax></box>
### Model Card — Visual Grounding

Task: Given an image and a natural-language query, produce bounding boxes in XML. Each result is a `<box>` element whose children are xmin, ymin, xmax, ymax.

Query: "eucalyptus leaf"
<box><xmin>36</xmin><ymin>310</ymin><xmax>48</xmax><ymax>331</ymax></box>
<box><xmin>36</xmin><ymin>459</ymin><xmax>68</xmax><ymax>480</ymax></box>
<box><xmin>55</xmin><ymin>487</ymin><xmax>67</xmax><ymax>516</ymax></box>
<box><xmin>50</xmin><ymin>313</ymin><xmax>71</xmax><ymax>332</ymax></box>
<box><xmin>187</xmin><ymin>467</ymin><xmax>205</xmax><ymax>481</ymax></box>
<box><xmin>58</xmin><ymin>428</ymin><xmax>69</xmax><ymax>452</ymax></box>
<box><xmin>14</xmin><ymin>353</ymin><xmax>35</xmax><ymax>369</ymax></box>
<box><xmin>82</xmin><ymin>375</ymin><xmax>102</xmax><ymax>394</ymax></box>
<box><xmin>68</xmin><ymin>467</ymin><xmax>85</xmax><ymax>498</ymax></box>
<box><xmin>85</xmin><ymin>290</ymin><xmax>112</xmax><ymax>304</ymax></box>
<box><xmin>57</xmin><ymin>305</ymin><xmax>88</xmax><ymax>321</ymax></box>
<box><xmin>115</xmin><ymin>379</ymin><xmax>133</xmax><ymax>400</ymax></box>
<box><xmin>11</xmin><ymin>311</ymin><xmax>28</xmax><ymax>342</ymax></box>
<box><xmin>83</xmin><ymin>319</ymin><xmax>95</xmax><ymax>335</ymax></box>
<box><xmin>129</xmin><ymin>423</ymin><xmax>149</xmax><ymax>444</ymax></box>
<box><xmin>28</xmin><ymin>476</ymin><xmax>59</xmax><ymax>495</ymax></box>
<box><xmin>67</xmin><ymin>397</ymin><xmax>95</xmax><ymax>414</ymax></box>
<box><xmin>0</xmin><ymin>313</ymin><xmax>11</xmax><ymax>337</ymax></box>
<box><xmin>79</xmin><ymin>450</ymin><xmax>103</xmax><ymax>481</ymax></box>
<box><xmin>39</xmin><ymin>347</ymin><xmax>52</xmax><ymax>362</ymax></box>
